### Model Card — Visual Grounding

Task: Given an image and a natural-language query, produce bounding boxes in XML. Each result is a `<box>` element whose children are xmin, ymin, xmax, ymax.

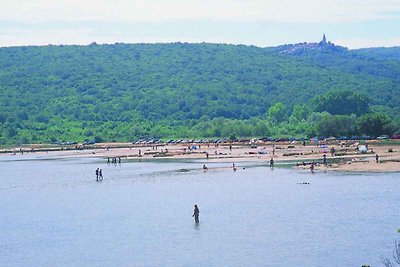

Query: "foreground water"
<box><xmin>0</xmin><ymin>155</ymin><xmax>398</xmax><ymax>266</ymax></box>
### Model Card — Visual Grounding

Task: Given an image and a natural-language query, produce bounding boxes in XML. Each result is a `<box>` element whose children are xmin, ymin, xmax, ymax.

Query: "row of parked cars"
<box><xmin>52</xmin><ymin>141</ymin><xmax>78</xmax><ymax>145</ymax></box>
<box><xmin>53</xmin><ymin>134</ymin><xmax>400</xmax><ymax>147</ymax></box>
<box><xmin>132</xmin><ymin>139</ymin><xmax>232</xmax><ymax>145</ymax></box>
<box><xmin>133</xmin><ymin>135</ymin><xmax>400</xmax><ymax>145</ymax></box>
<box><xmin>318</xmin><ymin>135</ymin><xmax>399</xmax><ymax>141</ymax></box>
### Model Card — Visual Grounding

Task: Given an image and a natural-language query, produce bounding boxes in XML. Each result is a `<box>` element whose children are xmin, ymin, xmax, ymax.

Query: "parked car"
<box><xmin>377</xmin><ymin>135</ymin><xmax>389</xmax><ymax>140</ymax></box>
<box><xmin>392</xmin><ymin>134</ymin><xmax>400</xmax><ymax>139</ymax></box>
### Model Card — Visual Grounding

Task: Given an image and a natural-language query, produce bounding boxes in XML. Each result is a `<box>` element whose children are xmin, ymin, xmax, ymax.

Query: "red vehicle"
<box><xmin>392</xmin><ymin>134</ymin><xmax>400</xmax><ymax>139</ymax></box>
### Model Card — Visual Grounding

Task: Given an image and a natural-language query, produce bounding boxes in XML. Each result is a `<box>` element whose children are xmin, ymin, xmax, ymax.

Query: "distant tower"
<box><xmin>319</xmin><ymin>34</ymin><xmax>327</xmax><ymax>46</ymax></box>
<box><xmin>322</xmin><ymin>34</ymin><xmax>327</xmax><ymax>44</ymax></box>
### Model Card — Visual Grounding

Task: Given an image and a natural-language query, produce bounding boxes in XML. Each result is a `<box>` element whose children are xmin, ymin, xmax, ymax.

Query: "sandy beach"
<box><xmin>2</xmin><ymin>140</ymin><xmax>399</xmax><ymax>172</ymax></box>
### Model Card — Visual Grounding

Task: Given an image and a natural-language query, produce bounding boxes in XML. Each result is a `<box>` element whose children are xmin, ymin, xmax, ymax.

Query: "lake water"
<box><xmin>0</xmin><ymin>155</ymin><xmax>399</xmax><ymax>266</ymax></box>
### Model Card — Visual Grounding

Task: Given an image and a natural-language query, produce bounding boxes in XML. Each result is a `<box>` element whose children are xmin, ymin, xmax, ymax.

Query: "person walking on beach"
<box><xmin>192</xmin><ymin>205</ymin><xmax>200</xmax><ymax>223</ymax></box>
<box><xmin>95</xmin><ymin>168</ymin><xmax>99</xmax><ymax>181</ymax></box>
<box><xmin>323</xmin><ymin>154</ymin><xmax>327</xmax><ymax>166</ymax></box>
<box><xmin>99</xmin><ymin>169</ymin><xmax>103</xmax><ymax>181</ymax></box>
<box><xmin>376</xmin><ymin>154</ymin><xmax>379</xmax><ymax>163</ymax></box>
<box><xmin>270</xmin><ymin>157</ymin><xmax>274</xmax><ymax>168</ymax></box>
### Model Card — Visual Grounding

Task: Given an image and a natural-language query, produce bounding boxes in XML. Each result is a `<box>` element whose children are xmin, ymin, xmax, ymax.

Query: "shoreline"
<box><xmin>1</xmin><ymin>142</ymin><xmax>399</xmax><ymax>173</ymax></box>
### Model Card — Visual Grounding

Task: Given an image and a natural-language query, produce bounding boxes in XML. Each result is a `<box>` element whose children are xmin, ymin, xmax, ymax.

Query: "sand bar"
<box><xmin>1</xmin><ymin>141</ymin><xmax>399</xmax><ymax>172</ymax></box>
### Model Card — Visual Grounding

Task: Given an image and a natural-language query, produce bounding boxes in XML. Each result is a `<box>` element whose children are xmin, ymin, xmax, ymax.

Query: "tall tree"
<box><xmin>313</xmin><ymin>90</ymin><xmax>370</xmax><ymax>116</ymax></box>
<box><xmin>357</xmin><ymin>113</ymin><xmax>395</xmax><ymax>137</ymax></box>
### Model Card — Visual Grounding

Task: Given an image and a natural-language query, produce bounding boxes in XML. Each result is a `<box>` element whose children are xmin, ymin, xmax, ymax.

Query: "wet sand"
<box><xmin>1</xmin><ymin>141</ymin><xmax>400</xmax><ymax>172</ymax></box>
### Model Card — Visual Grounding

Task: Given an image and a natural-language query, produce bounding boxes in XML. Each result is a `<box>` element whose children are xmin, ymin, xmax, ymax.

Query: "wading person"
<box><xmin>99</xmin><ymin>169</ymin><xmax>103</xmax><ymax>181</ymax></box>
<box><xmin>192</xmin><ymin>205</ymin><xmax>200</xmax><ymax>223</ymax></box>
<box><xmin>95</xmin><ymin>168</ymin><xmax>99</xmax><ymax>181</ymax></box>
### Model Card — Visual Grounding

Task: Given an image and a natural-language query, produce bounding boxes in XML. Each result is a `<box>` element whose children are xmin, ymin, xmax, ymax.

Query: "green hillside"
<box><xmin>353</xmin><ymin>47</ymin><xmax>400</xmax><ymax>61</ymax></box>
<box><xmin>0</xmin><ymin>42</ymin><xmax>399</xmax><ymax>144</ymax></box>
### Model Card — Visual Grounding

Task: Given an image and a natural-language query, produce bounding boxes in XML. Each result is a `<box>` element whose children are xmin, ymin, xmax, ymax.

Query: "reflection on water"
<box><xmin>0</xmin><ymin>156</ymin><xmax>399</xmax><ymax>266</ymax></box>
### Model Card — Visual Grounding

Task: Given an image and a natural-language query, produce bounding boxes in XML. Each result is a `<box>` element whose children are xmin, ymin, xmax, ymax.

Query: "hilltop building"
<box><xmin>319</xmin><ymin>34</ymin><xmax>327</xmax><ymax>45</ymax></box>
<box><xmin>278</xmin><ymin>34</ymin><xmax>347</xmax><ymax>54</ymax></box>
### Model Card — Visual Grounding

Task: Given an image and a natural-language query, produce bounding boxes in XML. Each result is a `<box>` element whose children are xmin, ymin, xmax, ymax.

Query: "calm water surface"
<box><xmin>0</xmin><ymin>155</ymin><xmax>399</xmax><ymax>266</ymax></box>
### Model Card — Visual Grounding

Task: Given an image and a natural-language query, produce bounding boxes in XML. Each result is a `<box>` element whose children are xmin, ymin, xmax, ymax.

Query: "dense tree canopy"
<box><xmin>357</xmin><ymin>113</ymin><xmax>396</xmax><ymax>137</ymax></box>
<box><xmin>312</xmin><ymin>90</ymin><xmax>370</xmax><ymax>116</ymax></box>
<box><xmin>0</xmin><ymin>43</ymin><xmax>399</xmax><ymax>144</ymax></box>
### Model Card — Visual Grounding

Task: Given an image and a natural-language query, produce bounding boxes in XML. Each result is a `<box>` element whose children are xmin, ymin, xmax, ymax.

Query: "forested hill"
<box><xmin>353</xmin><ymin>47</ymin><xmax>400</xmax><ymax>61</ymax></box>
<box><xmin>0</xmin><ymin>42</ymin><xmax>400</xmax><ymax>144</ymax></box>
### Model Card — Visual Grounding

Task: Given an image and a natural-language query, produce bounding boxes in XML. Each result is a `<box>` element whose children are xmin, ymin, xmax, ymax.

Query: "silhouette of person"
<box><xmin>270</xmin><ymin>158</ymin><xmax>274</xmax><ymax>168</ymax></box>
<box><xmin>192</xmin><ymin>205</ymin><xmax>200</xmax><ymax>223</ymax></box>
<box><xmin>376</xmin><ymin>154</ymin><xmax>379</xmax><ymax>163</ymax></box>
<box><xmin>323</xmin><ymin>154</ymin><xmax>327</xmax><ymax>165</ymax></box>
<box><xmin>99</xmin><ymin>169</ymin><xmax>103</xmax><ymax>181</ymax></box>
<box><xmin>95</xmin><ymin>168</ymin><xmax>99</xmax><ymax>181</ymax></box>
<box><xmin>203</xmin><ymin>164</ymin><xmax>208</xmax><ymax>171</ymax></box>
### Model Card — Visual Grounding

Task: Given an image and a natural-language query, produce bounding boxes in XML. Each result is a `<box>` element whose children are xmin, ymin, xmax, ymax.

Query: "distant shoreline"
<box><xmin>1</xmin><ymin>141</ymin><xmax>399</xmax><ymax>173</ymax></box>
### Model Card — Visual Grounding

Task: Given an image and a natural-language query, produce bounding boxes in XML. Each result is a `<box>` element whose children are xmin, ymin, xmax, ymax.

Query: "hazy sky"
<box><xmin>0</xmin><ymin>0</ymin><xmax>399</xmax><ymax>48</ymax></box>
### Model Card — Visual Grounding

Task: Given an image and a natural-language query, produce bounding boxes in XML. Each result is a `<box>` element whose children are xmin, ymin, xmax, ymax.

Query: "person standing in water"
<box><xmin>376</xmin><ymin>154</ymin><xmax>379</xmax><ymax>163</ymax></box>
<box><xmin>95</xmin><ymin>168</ymin><xmax>99</xmax><ymax>181</ymax></box>
<box><xmin>270</xmin><ymin>158</ymin><xmax>274</xmax><ymax>168</ymax></box>
<box><xmin>99</xmin><ymin>169</ymin><xmax>103</xmax><ymax>181</ymax></box>
<box><xmin>192</xmin><ymin>205</ymin><xmax>200</xmax><ymax>223</ymax></box>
